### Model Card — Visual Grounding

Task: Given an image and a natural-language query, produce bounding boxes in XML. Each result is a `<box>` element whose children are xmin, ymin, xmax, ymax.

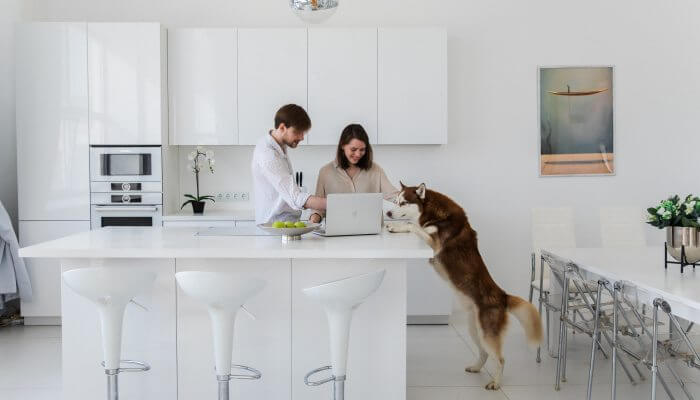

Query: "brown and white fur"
<box><xmin>386</xmin><ymin>183</ymin><xmax>542</xmax><ymax>390</ymax></box>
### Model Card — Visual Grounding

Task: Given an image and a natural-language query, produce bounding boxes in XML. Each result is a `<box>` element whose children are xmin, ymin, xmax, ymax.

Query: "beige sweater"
<box><xmin>312</xmin><ymin>161</ymin><xmax>398</xmax><ymax>218</ymax></box>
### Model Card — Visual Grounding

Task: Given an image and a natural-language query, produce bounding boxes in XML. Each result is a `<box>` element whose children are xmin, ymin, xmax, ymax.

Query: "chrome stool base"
<box><xmin>304</xmin><ymin>365</ymin><xmax>347</xmax><ymax>400</ymax></box>
<box><xmin>216</xmin><ymin>364</ymin><xmax>262</xmax><ymax>400</ymax></box>
<box><xmin>101</xmin><ymin>360</ymin><xmax>150</xmax><ymax>400</ymax></box>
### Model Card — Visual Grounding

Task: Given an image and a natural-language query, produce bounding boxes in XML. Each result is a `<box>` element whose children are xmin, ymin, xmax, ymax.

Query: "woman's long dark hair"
<box><xmin>336</xmin><ymin>124</ymin><xmax>373</xmax><ymax>170</ymax></box>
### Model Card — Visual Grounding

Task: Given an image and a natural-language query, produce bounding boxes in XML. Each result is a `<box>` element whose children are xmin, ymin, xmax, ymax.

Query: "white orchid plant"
<box><xmin>181</xmin><ymin>146</ymin><xmax>216</xmax><ymax>209</ymax></box>
<box><xmin>646</xmin><ymin>194</ymin><xmax>700</xmax><ymax>229</ymax></box>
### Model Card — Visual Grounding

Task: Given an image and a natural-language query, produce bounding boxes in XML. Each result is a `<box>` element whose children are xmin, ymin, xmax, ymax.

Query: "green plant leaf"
<box><xmin>647</xmin><ymin>207</ymin><xmax>658</xmax><ymax>216</ymax></box>
<box><xmin>184</xmin><ymin>194</ymin><xmax>197</xmax><ymax>200</ymax></box>
<box><xmin>180</xmin><ymin>200</ymin><xmax>193</xmax><ymax>209</ymax></box>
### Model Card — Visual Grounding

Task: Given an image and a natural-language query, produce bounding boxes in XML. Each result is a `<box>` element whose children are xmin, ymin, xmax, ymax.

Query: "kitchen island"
<box><xmin>19</xmin><ymin>226</ymin><xmax>432</xmax><ymax>400</ymax></box>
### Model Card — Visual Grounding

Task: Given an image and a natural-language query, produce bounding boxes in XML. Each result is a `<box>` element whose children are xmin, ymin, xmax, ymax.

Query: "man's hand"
<box><xmin>309</xmin><ymin>213</ymin><xmax>322</xmax><ymax>224</ymax></box>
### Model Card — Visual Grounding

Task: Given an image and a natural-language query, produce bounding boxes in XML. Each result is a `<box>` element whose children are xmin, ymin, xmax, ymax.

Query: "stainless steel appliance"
<box><xmin>90</xmin><ymin>146</ymin><xmax>162</xmax><ymax>182</ymax></box>
<box><xmin>90</xmin><ymin>146</ymin><xmax>163</xmax><ymax>228</ymax></box>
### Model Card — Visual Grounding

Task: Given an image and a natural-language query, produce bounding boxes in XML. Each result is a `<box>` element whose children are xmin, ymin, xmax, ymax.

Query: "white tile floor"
<box><xmin>0</xmin><ymin>324</ymin><xmax>698</xmax><ymax>400</ymax></box>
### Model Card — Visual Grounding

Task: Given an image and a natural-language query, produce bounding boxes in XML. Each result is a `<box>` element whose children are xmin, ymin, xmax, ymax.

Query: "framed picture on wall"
<box><xmin>538</xmin><ymin>66</ymin><xmax>615</xmax><ymax>176</ymax></box>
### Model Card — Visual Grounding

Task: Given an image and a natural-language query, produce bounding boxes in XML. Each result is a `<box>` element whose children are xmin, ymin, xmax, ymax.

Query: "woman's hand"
<box><xmin>309</xmin><ymin>213</ymin><xmax>322</xmax><ymax>224</ymax></box>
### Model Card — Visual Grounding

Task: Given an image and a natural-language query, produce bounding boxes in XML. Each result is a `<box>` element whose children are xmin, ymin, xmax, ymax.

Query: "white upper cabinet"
<box><xmin>16</xmin><ymin>23</ymin><xmax>90</xmax><ymax>220</ymax></box>
<box><xmin>88</xmin><ymin>23</ymin><xmax>165</xmax><ymax>145</ymax></box>
<box><xmin>169</xmin><ymin>29</ymin><xmax>237</xmax><ymax>145</ymax></box>
<box><xmin>238</xmin><ymin>29</ymin><xmax>307</xmax><ymax>145</ymax></box>
<box><xmin>308</xmin><ymin>28</ymin><xmax>378</xmax><ymax>145</ymax></box>
<box><xmin>378</xmin><ymin>28</ymin><xmax>447</xmax><ymax>144</ymax></box>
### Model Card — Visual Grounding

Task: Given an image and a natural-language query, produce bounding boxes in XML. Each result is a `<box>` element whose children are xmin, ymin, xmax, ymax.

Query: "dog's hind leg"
<box><xmin>482</xmin><ymin>334</ymin><xmax>505</xmax><ymax>390</ymax></box>
<box><xmin>465</xmin><ymin>311</ymin><xmax>488</xmax><ymax>373</ymax></box>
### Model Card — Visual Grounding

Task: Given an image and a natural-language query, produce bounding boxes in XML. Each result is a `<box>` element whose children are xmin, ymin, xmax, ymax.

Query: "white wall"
<box><xmin>0</xmin><ymin>0</ymin><xmax>26</xmax><ymax>231</ymax></box>
<box><xmin>25</xmin><ymin>0</ymin><xmax>700</xmax><ymax>296</ymax></box>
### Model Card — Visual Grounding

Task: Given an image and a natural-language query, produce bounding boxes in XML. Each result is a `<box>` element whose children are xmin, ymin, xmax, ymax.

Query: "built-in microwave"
<box><xmin>90</xmin><ymin>146</ymin><xmax>162</xmax><ymax>182</ymax></box>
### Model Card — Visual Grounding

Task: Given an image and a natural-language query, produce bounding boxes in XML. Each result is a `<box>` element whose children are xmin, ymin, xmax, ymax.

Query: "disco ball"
<box><xmin>290</xmin><ymin>0</ymin><xmax>339</xmax><ymax>23</ymax></box>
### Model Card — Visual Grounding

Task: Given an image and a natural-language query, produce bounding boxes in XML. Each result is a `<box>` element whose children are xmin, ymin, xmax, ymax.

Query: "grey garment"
<box><xmin>0</xmin><ymin>201</ymin><xmax>32</xmax><ymax>310</ymax></box>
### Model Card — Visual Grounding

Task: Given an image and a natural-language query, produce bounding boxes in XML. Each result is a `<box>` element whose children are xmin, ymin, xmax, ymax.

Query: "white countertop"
<box><xmin>162</xmin><ymin>209</ymin><xmax>255</xmax><ymax>221</ymax></box>
<box><xmin>19</xmin><ymin>226</ymin><xmax>433</xmax><ymax>259</ymax></box>
<box><xmin>544</xmin><ymin>247</ymin><xmax>700</xmax><ymax>322</ymax></box>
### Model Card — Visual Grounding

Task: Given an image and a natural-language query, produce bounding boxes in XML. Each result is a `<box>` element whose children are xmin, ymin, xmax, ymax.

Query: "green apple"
<box><xmin>285</xmin><ymin>221</ymin><xmax>296</xmax><ymax>228</ymax></box>
<box><xmin>294</xmin><ymin>221</ymin><xmax>307</xmax><ymax>228</ymax></box>
<box><xmin>272</xmin><ymin>221</ymin><xmax>285</xmax><ymax>228</ymax></box>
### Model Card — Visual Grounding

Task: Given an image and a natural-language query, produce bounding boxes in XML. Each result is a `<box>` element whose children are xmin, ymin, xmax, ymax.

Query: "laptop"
<box><xmin>314</xmin><ymin>193</ymin><xmax>383</xmax><ymax>236</ymax></box>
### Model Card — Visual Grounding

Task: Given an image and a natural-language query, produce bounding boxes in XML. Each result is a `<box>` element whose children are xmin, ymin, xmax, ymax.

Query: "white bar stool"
<box><xmin>62</xmin><ymin>267</ymin><xmax>157</xmax><ymax>400</ymax></box>
<box><xmin>302</xmin><ymin>269</ymin><xmax>386</xmax><ymax>400</ymax></box>
<box><xmin>175</xmin><ymin>271</ymin><xmax>266</xmax><ymax>400</ymax></box>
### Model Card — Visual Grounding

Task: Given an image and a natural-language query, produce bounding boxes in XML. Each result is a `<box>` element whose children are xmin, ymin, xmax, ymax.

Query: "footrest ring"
<box><xmin>101</xmin><ymin>359</ymin><xmax>151</xmax><ymax>373</ymax></box>
<box><xmin>230</xmin><ymin>364</ymin><xmax>262</xmax><ymax>380</ymax></box>
<box><xmin>304</xmin><ymin>365</ymin><xmax>334</xmax><ymax>386</ymax></box>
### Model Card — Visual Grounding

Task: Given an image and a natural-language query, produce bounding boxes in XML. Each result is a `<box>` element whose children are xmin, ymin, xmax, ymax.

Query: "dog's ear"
<box><xmin>416</xmin><ymin>183</ymin><xmax>426</xmax><ymax>199</ymax></box>
<box><xmin>399</xmin><ymin>181</ymin><xmax>406</xmax><ymax>189</ymax></box>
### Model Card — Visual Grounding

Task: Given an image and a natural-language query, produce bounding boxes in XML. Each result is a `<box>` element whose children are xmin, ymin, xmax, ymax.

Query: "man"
<box><xmin>252</xmin><ymin>104</ymin><xmax>327</xmax><ymax>224</ymax></box>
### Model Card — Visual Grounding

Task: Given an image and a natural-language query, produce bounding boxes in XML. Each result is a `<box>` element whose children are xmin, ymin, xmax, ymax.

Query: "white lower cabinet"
<box><xmin>19</xmin><ymin>220</ymin><xmax>90</xmax><ymax>324</ymax></box>
<box><xmin>407</xmin><ymin>260</ymin><xmax>453</xmax><ymax>324</ymax></box>
<box><xmin>176</xmin><ymin>259</ymin><xmax>291</xmax><ymax>400</ymax></box>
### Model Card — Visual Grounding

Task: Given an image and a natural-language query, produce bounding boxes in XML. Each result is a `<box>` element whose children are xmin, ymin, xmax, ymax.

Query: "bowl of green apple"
<box><xmin>257</xmin><ymin>220</ymin><xmax>321</xmax><ymax>242</ymax></box>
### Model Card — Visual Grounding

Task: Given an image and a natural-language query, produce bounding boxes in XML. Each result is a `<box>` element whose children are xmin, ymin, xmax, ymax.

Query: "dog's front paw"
<box><xmin>485</xmin><ymin>381</ymin><xmax>501</xmax><ymax>390</ymax></box>
<box><xmin>464</xmin><ymin>366</ymin><xmax>481</xmax><ymax>373</ymax></box>
<box><xmin>386</xmin><ymin>222</ymin><xmax>410</xmax><ymax>233</ymax></box>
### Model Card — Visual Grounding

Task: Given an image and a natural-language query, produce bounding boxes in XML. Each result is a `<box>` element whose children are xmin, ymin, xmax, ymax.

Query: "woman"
<box><xmin>309</xmin><ymin>124</ymin><xmax>397</xmax><ymax>223</ymax></box>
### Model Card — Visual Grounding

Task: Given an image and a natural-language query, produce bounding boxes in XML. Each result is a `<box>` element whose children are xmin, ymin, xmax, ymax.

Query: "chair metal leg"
<box><xmin>651</xmin><ymin>299</ymin><xmax>660</xmax><ymax>400</ymax></box>
<box><xmin>611</xmin><ymin>282</ymin><xmax>619</xmax><ymax>400</ymax></box>
<box><xmin>529</xmin><ymin>253</ymin><xmax>535</xmax><ymax>303</ymax></box>
<box><xmin>667</xmin><ymin>363</ymin><xmax>696</xmax><ymax>400</ymax></box>
<box><xmin>657</xmin><ymin>370</ymin><xmax>678</xmax><ymax>400</ymax></box>
<box><xmin>587</xmin><ymin>281</ymin><xmax>605</xmax><ymax>400</ymax></box>
<box><xmin>536</xmin><ymin>289</ymin><xmax>542</xmax><ymax>363</ymax></box>
<box><xmin>555</xmin><ymin>269</ymin><xmax>569</xmax><ymax>391</ymax></box>
<box><xmin>545</xmin><ymin>293</ymin><xmax>551</xmax><ymax>356</ymax></box>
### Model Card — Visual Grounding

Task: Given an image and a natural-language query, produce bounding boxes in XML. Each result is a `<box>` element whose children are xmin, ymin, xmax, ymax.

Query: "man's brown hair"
<box><xmin>274</xmin><ymin>104</ymin><xmax>311</xmax><ymax>131</ymax></box>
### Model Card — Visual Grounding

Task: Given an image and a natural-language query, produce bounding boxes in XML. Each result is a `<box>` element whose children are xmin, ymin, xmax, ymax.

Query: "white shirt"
<box><xmin>252</xmin><ymin>133</ymin><xmax>311</xmax><ymax>224</ymax></box>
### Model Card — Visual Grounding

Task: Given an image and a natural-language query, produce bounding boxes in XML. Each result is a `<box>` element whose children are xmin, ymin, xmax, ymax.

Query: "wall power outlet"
<box><xmin>215</xmin><ymin>192</ymin><xmax>250</xmax><ymax>202</ymax></box>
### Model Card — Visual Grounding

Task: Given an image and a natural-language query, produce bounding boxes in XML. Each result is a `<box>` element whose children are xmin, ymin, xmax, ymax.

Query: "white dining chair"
<box><xmin>599</xmin><ymin>206</ymin><xmax>646</xmax><ymax>248</ymax></box>
<box><xmin>529</xmin><ymin>207</ymin><xmax>576</xmax><ymax>362</ymax></box>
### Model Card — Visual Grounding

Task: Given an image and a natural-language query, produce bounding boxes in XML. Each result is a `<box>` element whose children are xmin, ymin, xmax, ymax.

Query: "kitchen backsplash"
<box><xmin>175</xmin><ymin>144</ymin><xmax>343</xmax><ymax>212</ymax></box>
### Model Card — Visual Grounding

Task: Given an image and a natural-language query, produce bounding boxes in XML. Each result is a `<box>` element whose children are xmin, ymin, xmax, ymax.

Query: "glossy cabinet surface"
<box><xmin>378</xmin><ymin>28</ymin><xmax>447</xmax><ymax>144</ymax></box>
<box><xmin>308</xmin><ymin>28</ymin><xmax>378</xmax><ymax>145</ymax></box>
<box><xmin>238</xmin><ymin>28</ymin><xmax>307</xmax><ymax>145</ymax></box>
<box><xmin>88</xmin><ymin>23</ymin><xmax>164</xmax><ymax>145</ymax></box>
<box><xmin>19</xmin><ymin>221</ymin><xmax>90</xmax><ymax>321</ymax></box>
<box><xmin>169</xmin><ymin>28</ymin><xmax>237</xmax><ymax>145</ymax></box>
<box><xmin>15</xmin><ymin>22</ymin><xmax>90</xmax><ymax>221</ymax></box>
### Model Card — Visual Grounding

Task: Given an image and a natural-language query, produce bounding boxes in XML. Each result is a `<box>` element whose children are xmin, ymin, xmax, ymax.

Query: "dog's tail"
<box><xmin>506</xmin><ymin>295</ymin><xmax>543</xmax><ymax>348</ymax></box>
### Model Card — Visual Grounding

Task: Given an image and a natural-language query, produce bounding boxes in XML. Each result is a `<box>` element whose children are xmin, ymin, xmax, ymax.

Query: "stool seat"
<box><xmin>175</xmin><ymin>271</ymin><xmax>266</xmax><ymax>400</ymax></box>
<box><xmin>303</xmin><ymin>269</ymin><xmax>386</xmax><ymax>400</ymax></box>
<box><xmin>63</xmin><ymin>267</ymin><xmax>156</xmax><ymax>400</ymax></box>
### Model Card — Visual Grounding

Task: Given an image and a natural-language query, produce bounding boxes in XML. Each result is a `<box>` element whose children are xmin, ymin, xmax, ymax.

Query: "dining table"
<box><xmin>542</xmin><ymin>247</ymin><xmax>700</xmax><ymax>400</ymax></box>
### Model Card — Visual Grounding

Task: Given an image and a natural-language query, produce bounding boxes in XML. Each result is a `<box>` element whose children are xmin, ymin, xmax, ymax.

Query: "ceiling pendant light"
<box><xmin>290</xmin><ymin>0</ymin><xmax>339</xmax><ymax>24</ymax></box>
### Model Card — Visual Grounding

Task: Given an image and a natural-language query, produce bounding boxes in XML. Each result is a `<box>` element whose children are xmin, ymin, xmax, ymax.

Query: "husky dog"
<box><xmin>386</xmin><ymin>183</ymin><xmax>542</xmax><ymax>390</ymax></box>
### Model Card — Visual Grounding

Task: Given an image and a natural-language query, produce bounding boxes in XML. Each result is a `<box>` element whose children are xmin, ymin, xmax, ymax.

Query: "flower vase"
<box><xmin>191</xmin><ymin>201</ymin><xmax>205</xmax><ymax>215</ymax></box>
<box><xmin>666</xmin><ymin>226</ymin><xmax>700</xmax><ymax>263</ymax></box>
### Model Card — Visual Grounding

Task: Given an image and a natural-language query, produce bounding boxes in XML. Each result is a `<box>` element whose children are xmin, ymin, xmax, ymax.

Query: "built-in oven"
<box><xmin>90</xmin><ymin>146</ymin><xmax>162</xmax><ymax>182</ymax></box>
<box><xmin>90</xmin><ymin>146</ymin><xmax>164</xmax><ymax>229</ymax></box>
<box><xmin>91</xmin><ymin>205</ymin><xmax>163</xmax><ymax>228</ymax></box>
